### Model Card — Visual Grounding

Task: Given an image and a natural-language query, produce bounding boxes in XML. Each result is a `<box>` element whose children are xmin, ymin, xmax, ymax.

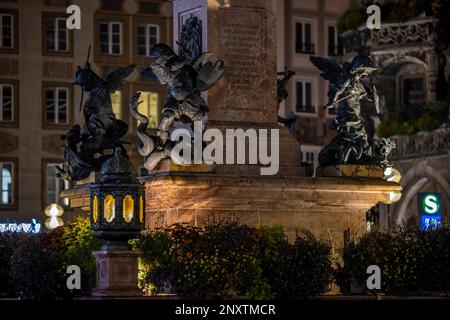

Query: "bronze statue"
<box><xmin>57</xmin><ymin>51</ymin><xmax>135</xmax><ymax>181</ymax></box>
<box><xmin>310</xmin><ymin>52</ymin><xmax>395</xmax><ymax>167</ymax></box>
<box><xmin>277</xmin><ymin>68</ymin><xmax>297</xmax><ymax>132</ymax></box>
<box><xmin>131</xmin><ymin>16</ymin><xmax>224</xmax><ymax>171</ymax></box>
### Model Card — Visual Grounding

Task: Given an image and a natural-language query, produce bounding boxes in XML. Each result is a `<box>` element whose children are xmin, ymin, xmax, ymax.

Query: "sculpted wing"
<box><xmin>197</xmin><ymin>59</ymin><xmax>225</xmax><ymax>92</ymax></box>
<box><xmin>106</xmin><ymin>65</ymin><xmax>136</xmax><ymax>92</ymax></box>
<box><xmin>309</xmin><ymin>56</ymin><xmax>343</xmax><ymax>84</ymax></box>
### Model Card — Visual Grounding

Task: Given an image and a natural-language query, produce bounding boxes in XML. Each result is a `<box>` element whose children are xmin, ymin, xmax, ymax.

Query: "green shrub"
<box><xmin>0</xmin><ymin>233</ymin><xmax>21</xmax><ymax>296</ymax></box>
<box><xmin>6</xmin><ymin>216</ymin><xmax>100</xmax><ymax>299</ymax></box>
<box><xmin>9</xmin><ymin>232</ymin><xmax>70</xmax><ymax>300</ymax></box>
<box><xmin>132</xmin><ymin>221</ymin><xmax>333</xmax><ymax>299</ymax></box>
<box><xmin>340</xmin><ymin>225</ymin><xmax>450</xmax><ymax>294</ymax></box>
<box><xmin>271</xmin><ymin>237</ymin><xmax>333</xmax><ymax>299</ymax></box>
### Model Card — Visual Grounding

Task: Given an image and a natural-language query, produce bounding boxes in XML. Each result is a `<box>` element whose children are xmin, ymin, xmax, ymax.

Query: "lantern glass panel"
<box><xmin>93</xmin><ymin>195</ymin><xmax>98</xmax><ymax>223</ymax></box>
<box><xmin>139</xmin><ymin>195</ymin><xmax>144</xmax><ymax>223</ymax></box>
<box><xmin>104</xmin><ymin>195</ymin><xmax>115</xmax><ymax>222</ymax></box>
<box><xmin>123</xmin><ymin>195</ymin><xmax>134</xmax><ymax>223</ymax></box>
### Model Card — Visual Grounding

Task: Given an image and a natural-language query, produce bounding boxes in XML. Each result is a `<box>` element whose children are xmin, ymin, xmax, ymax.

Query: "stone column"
<box><xmin>171</xmin><ymin>0</ymin><xmax>303</xmax><ymax>177</ymax></box>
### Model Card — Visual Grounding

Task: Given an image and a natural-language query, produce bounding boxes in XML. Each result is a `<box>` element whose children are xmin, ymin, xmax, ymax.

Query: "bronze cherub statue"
<box><xmin>57</xmin><ymin>49</ymin><xmax>135</xmax><ymax>181</ymax></box>
<box><xmin>310</xmin><ymin>52</ymin><xmax>395</xmax><ymax>167</ymax></box>
<box><xmin>130</xmin><ymin>16</ymin><xmax>225</xmax><ymax>171</ymax></box>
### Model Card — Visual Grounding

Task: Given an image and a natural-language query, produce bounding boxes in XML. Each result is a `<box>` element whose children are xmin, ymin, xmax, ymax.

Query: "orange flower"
<box><xmin>177</xmin><ymin>249</ymin><xmax>182</xmax><ymax>255</ymax></box>
<box><xmin>187</xmin><ymin>252</ymin><xmax>193</xmax><ymax>258</ymax></box>
<box><xmin>177</xmin><ymin>256</ymin><xmax>183</xmax><ymax>262</ymax></box>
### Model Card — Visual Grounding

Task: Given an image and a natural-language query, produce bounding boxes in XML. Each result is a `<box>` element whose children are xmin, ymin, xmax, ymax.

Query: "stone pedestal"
<box><xmin>141</xmin><ymin>0</ymin><xmax>402</xmax><ymax>248</ymax></box>
<box><xmin>142</xmin><ymin>172</ymin><xmax>401</xmax><ymax>246</ymax></box>
<box><xmin>92</xmin><ymin>250</ymin><xmax>142</xmax><ymax>297</ymax></box>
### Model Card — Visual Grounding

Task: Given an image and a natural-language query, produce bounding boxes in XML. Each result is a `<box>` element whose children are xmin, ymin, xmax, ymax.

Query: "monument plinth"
<box><xmin>141</xmin><ymin>0</ymin><xmax>401</xmax><ymax>246</ymax></box>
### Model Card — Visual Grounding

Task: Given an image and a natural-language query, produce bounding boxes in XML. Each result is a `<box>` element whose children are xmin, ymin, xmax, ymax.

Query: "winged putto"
<box><xmin>130</xmin><ymin>16</ymin><xmax>225</xmax><ymax>171</ymax></box>
<box><xmin>56</xmin><ymin>58</ymin><xmax>135</xmax><ymax>181</ymax></box>
<box><xmin>309</xmin><ymin>52</ymin><xmax>395</xmax><ymax>167</ymax></box>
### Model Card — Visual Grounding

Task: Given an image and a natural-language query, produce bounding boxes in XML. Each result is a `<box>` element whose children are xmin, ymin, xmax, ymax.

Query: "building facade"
<box><xmin>0</xmin><ymin>0</ymin><xmax>172</xmax><ymax>224</ymax></box>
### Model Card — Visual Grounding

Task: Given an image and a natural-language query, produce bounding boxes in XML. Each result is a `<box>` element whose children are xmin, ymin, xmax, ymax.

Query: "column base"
<box><xmin>92</xmin><ymin>250</ymin><xmax>142</xmax><ymax>298</ymax></box>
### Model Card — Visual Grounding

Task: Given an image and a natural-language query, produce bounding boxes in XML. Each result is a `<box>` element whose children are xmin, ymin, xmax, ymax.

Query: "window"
<box><xmin>138</xmin><ymin>91</ymin><xmax>159</xmax><ymax>128</ymax></box>
<box><xmin>0</xmin><ymin>162</ymin><xmax>13</xmax><ymax>206</ymax></box>
<box><xmin>0</xmin><ymin>13</ymin><xmax>13</xmax><ymax>49</ymax></box>
<box><xmin>45</xmin><ymin>163</ymin><xmax>70</xmax><ymax>207</ymax></box>
<box><xmin>296</xmin><ymin>80</ymin><xmax>315</xmax><ymax>113</ymax></box>
<box><xmin>44</xmin><ymin>86</ymin><xmax>69</xmax><ymax>125</ymax></box>
<box><xmin>111</xmin><ymin>91</ymin><xmax>122</xmax><ymax>119</ymax></box>
<box><xmin>301</xmin><ymin>151</ymin><xmax>315</xmax><ymax>164</ymax></box>
<box><xmin>0</xmin><ymin>84</ymin><xmax>13</xmax><ymax>123</ymax></box>
<box><xmin>44</xmin><ymin>16</ymin><xmax>69</xmax><ymax>52</ymax></box>
<box><xmin>138</xmin><ymin>24</ymin><xmax>159</xmax><ymax>57</ymax></box>
<box><xmin>295</xmin><ymin>21</ymin><xmax>314</xmax><ymax>54</ymax></box>
<box><xmin>402</xmin><ymin>78</ymin><xmax>425</xmax><ymax>107</ymax></box>
<box><xmin>100</xmin><ymin>21</ymin><xmax>122</xmax><ymax>55</ymax></box>
<box><xmin>327</xmin><ymin>25</ymin><xmax>342</xmax><ymax>56</ymax></box>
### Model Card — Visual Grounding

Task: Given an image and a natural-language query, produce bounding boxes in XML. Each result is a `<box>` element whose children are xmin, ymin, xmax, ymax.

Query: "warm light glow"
<box><xmin>384</xmin><ymin>166</ymin><xmax>401</xmax><ymax>183</ymax></box>
<box><xmin>123</xmin><ymin>195</ymin><xmax>134</xmax><ymax>223</ymax></box>
<box><xmin>138</xmin><ymin>91</ymin><xmax>159</xmax><ymax>128</ymax></box>
<box><xmin>104</xmin><ymin>195</ymin><xmax>116</xmax><ymax>222</ymax></box>
<box><xmin>388</xmin><ymin>190</ymin><xmax>402</xmax><ymax>204</ymax></box>
<box><xmin>44</xmin><ymin>203</ymin><xmax>64</xmax><ymax>217</ymax></box>
<box><xmin>93</xmin><ymin>195</ymin><xmax>98</xmax><ymax>223</ymax></box>
<box><xmin>139</xmin><ymin>195</ymin><xmax>144</xmax><ymax>223</ymax></box>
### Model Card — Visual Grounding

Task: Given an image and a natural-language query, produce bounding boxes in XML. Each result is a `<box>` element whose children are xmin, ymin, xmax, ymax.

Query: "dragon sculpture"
<box><xmin>309</xmin><ymin>52</ymin><xmax>396</xmax><ymax>167</ymax></box>
<box><xmin>130</xmin><ymin>16</ymin><xmax>225</xmax><ymax>171</ymax></box>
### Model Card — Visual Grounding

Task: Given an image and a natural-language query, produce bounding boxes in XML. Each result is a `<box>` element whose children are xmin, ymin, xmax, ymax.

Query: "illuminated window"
<box><xmin>45</xmin><ymin>86</ymin><xmax>69</xmax><ymax>125</ymax></box>
<box><xmin>138</xmin><ymin>91</ymin><xmax>159</xmax><ymax>128</ymax></box>
<box><xmin>111</xmin><ymin>91</ymin><xmax>122</xmax><ymax>119</ymax></box>
<box><xmin>45</xmin><ymin>163</ymin><xmax>70</xmax><ymax>207</ymax></box>
<box><xmin>137</xmin><ymin>24</ymin><xmax>159</xmax><ymax>57</ymax></box>
<box><xmin>44</xmin><ymin>16</ymin><xmax>68</xmax><ymax>52</ymax></box>
<box><xmin>0</xmin><ymin>84</ymin><xmax>13</xmax><ymax>123</ymax></box>
<box><xmin>0</xmin><ymin>162</ymin><xmax>13</xmax><ymax>205</ymax></box>
<box><xmin>0</xmin><ymin>14</ymin><xmax>13</xmax><ymax>49</ymax></box>
<box><xmin>100</xmin><ymin>21</ymin><xmax>122</xmax><ymax>55</ymax></box>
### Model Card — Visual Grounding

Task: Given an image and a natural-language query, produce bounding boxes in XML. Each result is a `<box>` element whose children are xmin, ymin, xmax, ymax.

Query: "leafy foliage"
<box><xmin>5</xmin><ymin>216</ymin><xmax>101</xmax><ymax>299</ymax></box>
<box><xmin>131</xmin><ymin>221</ymin><xmax>333</xmax><ymax>299</ymax></box>
<box><xmin>339</xmin><ymin>225</ymin><xmax>450</xmax><ymax>294</ymax></box>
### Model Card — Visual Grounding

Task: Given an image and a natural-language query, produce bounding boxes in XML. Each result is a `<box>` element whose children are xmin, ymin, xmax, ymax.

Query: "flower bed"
<box><xmin>131</xmin><ymin>221</ymin><xmax>333</xmax><ymax>299</ymax></box>
<box><xmin>337</xmin><ymin>225</ymin><xmax>450</xmax><ymax>294</ymax></box>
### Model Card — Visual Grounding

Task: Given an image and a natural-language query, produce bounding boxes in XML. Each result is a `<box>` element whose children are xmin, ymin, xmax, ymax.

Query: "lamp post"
<box><xmin>90</xmin><ymin>148</ymin><xmax>145</xmax><ymax>297</ymax></box>
<box><xmin>44</xmin><ymin>203</ymin><xmax>64</xmax><ymax>230</ymax></box>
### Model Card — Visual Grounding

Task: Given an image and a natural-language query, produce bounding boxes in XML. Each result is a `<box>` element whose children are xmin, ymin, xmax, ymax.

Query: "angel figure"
<box><xmin>56</xmin><ymin>61</ymin><xmax>135</xmax><ymax>181</ymax></box>
<box><xmin>131</xmin><ymin>16</ymin><xmax>224</xmax><ymax>171</ymax></box>
<box><xmin>310</xmin><ymin>52</ymin><xmax>395</xmax><ymax>167</ymax></box>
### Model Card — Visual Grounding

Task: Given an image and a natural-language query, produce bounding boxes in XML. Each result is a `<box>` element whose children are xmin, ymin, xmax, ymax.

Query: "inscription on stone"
<box><xmin>220</xmin><ymin>8</ymin><xmax>265</xmax><ymax>93</ymax></box>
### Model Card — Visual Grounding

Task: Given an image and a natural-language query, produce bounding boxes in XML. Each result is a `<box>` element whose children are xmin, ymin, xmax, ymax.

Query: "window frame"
<box><xmin>294</xmin><ymin>77</ymin><xmax>317</xmax><ymax>115</ymax></box>
<box><xmin>326</xmin><ymin>22</ymin><xmax>342</xmax><ymax>57</ymax></box>
<box><xmin>99</xmin><ymin>21</ymin><xmax>123</xmax><ymax>56</ymax></box>
<box><xmin>0</xmin><ymin>80</ymin><xmax>19</xmax><ymax>128</ymax></box>
<box><xmin>41</xmin><ymin>159</ymin><xmax>71</xmax><ymax>210</ymax></box>
<box><xmin>0</xmin><ymin>9</ymin><xmax>18</xmax><ymax>54</ymax></box>
<box><xmin>42</xmin><ymin>12</ymin><xmax>73</xmax><ymax>56</ymax></box>
<box><xmin>294</xmin><ymin>18</ymin><xmax>316</xmax><ymax>55</ymax></box>
<box><xmin>0</xmin><ymin>157</ymin><xmax>18</xmax><ymax>211</ymax></box>
<box><xmin>137</xmin><ymin>23</ymin><xmax>160</xmax><ymax>57</ymax></box>
<box><xmin>42</xmin><ymin>82</ymin><xmax>72</xmax><ymax>130</ymax></box>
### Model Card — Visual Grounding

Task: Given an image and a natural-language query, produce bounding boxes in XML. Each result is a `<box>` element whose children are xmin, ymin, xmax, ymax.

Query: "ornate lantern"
<box><xmin>90</xmin><ymin>148</ymin><xmax>145</xmax><ymax>250</ymax></box>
